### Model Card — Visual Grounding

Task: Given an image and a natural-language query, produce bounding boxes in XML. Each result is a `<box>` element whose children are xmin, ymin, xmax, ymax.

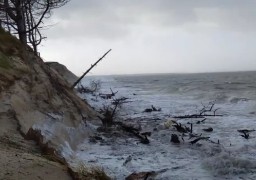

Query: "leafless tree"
<box><xmin>0</xmin><ymin>0</ymin><xmax>68</xmax><ymax>54</ymax></box>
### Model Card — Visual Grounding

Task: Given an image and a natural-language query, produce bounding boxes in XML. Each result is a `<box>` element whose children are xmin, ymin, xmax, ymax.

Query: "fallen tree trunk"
<box><xmin>71</xmin><ymin>49</ymin><xmax>112</xmax><ymax>89</ymax></box>
<box><xmin>114</xmin><ymin>121</ymin><xmax>150</xmax><ymax>144</ymax></box>
<box><xmin>174</xmin><ymin>114</ymin><xmax>223</xmax><ymax>119</ymax></box>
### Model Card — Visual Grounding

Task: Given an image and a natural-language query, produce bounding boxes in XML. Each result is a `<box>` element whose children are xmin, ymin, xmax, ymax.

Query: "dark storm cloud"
<box><xmin>46</xmin><ymin>0</ymin><xmax>256</xmax><ymax>40</ymax></box>
<box><xmin>40</xmin><ymin>0</ymin><xmax>256</xmax><ymax>75</ymax></box>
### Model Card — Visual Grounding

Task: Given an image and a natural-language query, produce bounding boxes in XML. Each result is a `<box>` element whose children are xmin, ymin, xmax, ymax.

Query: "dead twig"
<box><xmin>190</xmin><ymin>137</ymin><xmax>210</xmax><ymax>145</ymax></box>
<box><xmin>174</xmin><ymin>102</ymin><xmax>222</xmax><ymax>119</ymax></box>
<box><xmin>99</xmin><ymin>88</ymin><xmax>118</xmax><ymax>99</ymax></box>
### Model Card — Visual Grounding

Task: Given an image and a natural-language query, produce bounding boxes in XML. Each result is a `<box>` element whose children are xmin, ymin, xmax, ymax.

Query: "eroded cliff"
<box><xmin>0</xmin><ymin>28</ymin><xmax>102</xmax><ymax>179</ymax></box>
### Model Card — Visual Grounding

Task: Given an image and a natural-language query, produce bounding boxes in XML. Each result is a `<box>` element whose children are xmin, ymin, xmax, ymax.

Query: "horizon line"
<box><xmin>84</xmin><ymin>69</ymin><xmax>256</xmax><ymax>77</ymax></box>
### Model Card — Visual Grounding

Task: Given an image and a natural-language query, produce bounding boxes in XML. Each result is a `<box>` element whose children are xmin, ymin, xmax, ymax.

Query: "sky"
<box><xmin>39</xmin><ymin>0</ymin><xmax>256</xmax><ymax>76</ymax></box>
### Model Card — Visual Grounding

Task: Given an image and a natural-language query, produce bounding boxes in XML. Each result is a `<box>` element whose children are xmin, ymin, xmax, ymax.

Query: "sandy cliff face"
<box><xmin>45</xmin><ymin>61</ymin><xmax>78</xmax><ymax>86</ymax></box>
<box><xmin>0</xmin><ymin>29</ymin><xmax>100</xmax><ymax>170</ymax></box>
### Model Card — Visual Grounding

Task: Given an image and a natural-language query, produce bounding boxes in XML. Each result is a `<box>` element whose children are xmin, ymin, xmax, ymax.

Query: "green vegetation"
<box><xmin>0</xmin><ymin>28</ymin><xmax>20</xmax><ymax>45</ymax></box>
<box><xmin>0</xmin><ymin>52</ymin><xmax>11</xmax><ymax>69</ymax></box>
<box><xmin>0</xmin><ymin>27</ymin><xmax>22</xmax><ymax>56</ymax></box>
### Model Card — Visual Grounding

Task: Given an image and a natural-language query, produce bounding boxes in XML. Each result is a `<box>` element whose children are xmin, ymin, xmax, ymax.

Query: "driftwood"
<box><xmin>98</xmin><ymin>103</ymin><xmax>118</xmax><ymax>127</ymax></box>
<box><xmin>202</xmin><ymin>127</ymin><xmax>213</xmax><ymax>132</ymax></box>
<box><xmin>76</xmin><ymin>84</ymin><xmax>93</xmax><ymax>94</ymax></box>
<box><xmin>112</xmin><ymin>97</ymin><xmax>130</xmax><ymax>105</ymax></box>
<box><xmin>190</xmin><ymin>137</ymin><xmax>210</xmax><ymax>145</ymax></box>
<box><xmin>143</xmin><ymin>105</ymin><xmax>161</xmax><ymax>113</ymax></box>
<box><xmin>115</xmin><ymin>121</ymin><xmax>150</xmax><ymax>144</ymax></box>
<box><xmin>99</xmin><ymin>88</ymin><xmax>118</xmax><ymax>99</ymax></box>
<box><xmin>123</xmin><ymin>155</ymin><xmax>132</xmax><ymax>166</ymax></box>
<box><xmin>237</xmin><ymin>129</ymin><xmax>255</xmax><ymax>134</ymax></box>
<box><xmin>188</xmin><ymin>133</ymin><xmax>202</xmax><ymax>140</ymax></box>
<box><xmin>77</xmin><ymin>80</ymin><xmax>102</xmax><ymax>94</ymax></box>
<box><xmin>237</xmin><ymin>129</ymin><xmax>255</xmax><ymax>139</ymax></box>
<box><xmin>98</xmin><ymin>93</ymin><xmax>131</xmax><ymax>128</ymax></box>
<box><xmin>240</xmin><ymin>132</ymin><xmax>249</xmax><ymax>139</ymax></box>
<box><xmin>207</xmin><ymin>139</ymin><xmax>220</xmax><ymax>144</ymax></box>
<box><xmin>71</xmin><ymin>49</ymin><xmax>112</xmax><ymax>89</ymax></box>
<box><xmin>174</xmin><ymin>102</ymin><xmax>222</xmax><ymax>119</ymax></box>
<box><xmin>172</xmin><ymin>122</ymin><xmax>190</xmax><ymax>133</ymax></box>
<box><xmin>174</xmin><ymin>114</ymin><xmax>223</xmax><ymax>118</ymax></box>
<box><xmin>196</xmin><ymin>118</ymin><xmax>207</xmax><ymax>124</ymax></box>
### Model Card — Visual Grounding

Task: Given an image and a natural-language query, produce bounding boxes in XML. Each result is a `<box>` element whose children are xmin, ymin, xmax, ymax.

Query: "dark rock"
<box><xmin>125</xmin><ymin>171</ymin><xmax>156</xmax><ymax>180</ymax></box>
<box><xmin>170</xmin><ymin>134</ymin><xmax>180</xmax><ymax>143</ymax></box>
<box><xmin>202</xmin><ymin>127</ymin><xmax>213</xmax><ymax>132</ymax></box>
<box><xmin>89</xmin><ymin>137</ymin><xmax>97</xmax><ymax>143</ymax></box>
<box><xmin>140</xmin><ymin>132</ymin><xmax>151</xmax><ymax>136</ymax></box>
<box><xmin>144</xmin><ymin>108</ymin><xmax>153</xmax><ymax>113</ymax></box>
<box><xmin>94</xmin><ymin>136</ymin><xmax>103</xmax><ymax>140</ymax></box>
<box><xmin>140</xmin><ymin>136</ymin><xmax>150</xmax><ymax>144</ymax></box>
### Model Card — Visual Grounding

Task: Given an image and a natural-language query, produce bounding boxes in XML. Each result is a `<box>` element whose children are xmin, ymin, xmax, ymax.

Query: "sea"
<box><xmin>71</xmin><ymin>71</ymin><xmax>256</xmax><ymax>179</ymax></box>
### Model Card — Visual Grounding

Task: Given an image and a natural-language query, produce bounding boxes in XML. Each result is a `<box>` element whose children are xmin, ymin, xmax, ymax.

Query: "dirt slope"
<box><xmin>0</xmin><ymin>29</ymin><xmax>100</xmax><ymax>179</ymax></box>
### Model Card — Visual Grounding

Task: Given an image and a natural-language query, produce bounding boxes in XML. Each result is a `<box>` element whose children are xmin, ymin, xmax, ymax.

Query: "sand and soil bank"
<box><xmin>0</xmin><ymin>28</ymin><xmax>106</xmax><ymax>179</ymax></box>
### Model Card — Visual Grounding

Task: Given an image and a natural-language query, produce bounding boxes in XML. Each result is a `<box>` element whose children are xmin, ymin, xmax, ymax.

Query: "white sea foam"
<box><xmin>65</xmin><ymin>72</ymin><xmax>256</xmax><ymax>179</ymax></box>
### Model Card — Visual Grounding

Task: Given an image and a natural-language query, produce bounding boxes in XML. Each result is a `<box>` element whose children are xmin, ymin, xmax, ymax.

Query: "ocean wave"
<box><xmin>77</xmin><ymin>72</ymin><xmax>256</xmax><ymax>179</ymax></box>
<box><xmin>204</xmin><ymin>153</ymin><xmax>256</xmax><ymax>175</ymax></box>
<box><xmin>229</xmin><ymin>97</ymin><xmax>249</xmax><ymax>104</ymax></box>
<box><xmin>202</xmin><ymin>146</ymin><xmax>256</xmax><ymax>176</ymax></box>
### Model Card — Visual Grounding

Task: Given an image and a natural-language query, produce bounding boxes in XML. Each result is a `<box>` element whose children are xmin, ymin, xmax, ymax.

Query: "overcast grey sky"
<box><xmin>39</xmin><ymin>0</ymin><xmax>256</xmax><ymax>76</ymax></box>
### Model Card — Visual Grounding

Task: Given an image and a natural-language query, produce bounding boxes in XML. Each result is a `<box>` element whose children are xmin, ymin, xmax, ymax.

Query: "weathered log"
<box><xmin>202</xmin><ymin>127</ymin><xmax>213</xmax><ymax>132</ymax></box>
<box><xmin>190</xmin><ymin>137</ymin><xmax>209</xmax><ymax>145</ymax></box>
<box><xmin>188</xmin><ymin>133</ymin><xmax>202</xmax><ymax>140</ymax></box>
<box><xmin>174</xmin><ymin>114</ymin><xmax>223</xmax><ymax>119</ymax></box>
<box><xmin>71</xmin><ymin>49</ymin><xmax>112</xmax><ymax>89</ymax></box>
<box><xmin>173</xmin><ymin>123</ymin><xmax>188</xmax><ymax>133</ymax></box>
<box><xmin>114</xmin><ymin>121</ymin><xmax>150</xmax><ymax>144</ymax></box>
<box><xmin>237</xmin><ymin>129</ymin><xmax>255</xmax><ymax>134</ymax></box>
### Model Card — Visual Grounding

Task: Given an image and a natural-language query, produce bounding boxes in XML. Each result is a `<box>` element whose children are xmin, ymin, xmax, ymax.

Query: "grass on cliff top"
<box><xmin>0</xmin><ymin>28</ymin><xmax>23</xmax><ymax>56</ymax></box>
<box><xmin>0</xmin><ymin>52</ymin><xmax>11</xmax><ymax>69</ymax></box>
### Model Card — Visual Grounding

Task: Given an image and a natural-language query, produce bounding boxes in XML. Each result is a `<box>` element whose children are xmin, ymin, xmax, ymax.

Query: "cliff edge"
<box><xmin>0</xmin><ymin>29</ymin><xmax>102</xmax><ymax>179</ymax></box>
<box><xmin>45</xmin><ymin>61</ymin><xmax>78</xmax><ymax>86</ymax></box>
